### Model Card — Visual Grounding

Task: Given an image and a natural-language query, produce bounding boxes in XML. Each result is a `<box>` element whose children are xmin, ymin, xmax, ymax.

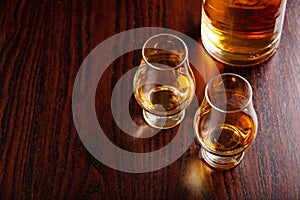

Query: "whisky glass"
<box><xmin>133</xmin><ymin>34</ymin><xmax>195</xmax><ymax>129</ymax></box>
<box><xmin>194</xmin><ymin>73</ymin><xmax>258</xmax><ymax>169</ymax></box>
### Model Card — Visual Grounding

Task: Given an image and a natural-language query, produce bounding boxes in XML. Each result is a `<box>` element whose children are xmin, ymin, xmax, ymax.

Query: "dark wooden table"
<box><xmin>1</xmin><ymin>0</ymin><xmax>299</xmax><ymax>199</ymax></box>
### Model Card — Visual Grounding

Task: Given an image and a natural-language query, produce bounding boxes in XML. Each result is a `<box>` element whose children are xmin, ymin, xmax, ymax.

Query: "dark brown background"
<box><xmin>0</xmin><ymin>0</ymin><xmax>299</xmax><ymax>199</ymax></box>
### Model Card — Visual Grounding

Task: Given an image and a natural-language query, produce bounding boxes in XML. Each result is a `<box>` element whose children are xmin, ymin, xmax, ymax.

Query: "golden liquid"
<box><xmin>136</xmin><ymin>76</ymin><xmax>193</xmax><ymax>116</ymax></box>
<box><xmin>198</xmin><ymin>105</ymin><xmax>256</xmax><ymax>154</ymax></box>
<box><xmin>201</xmin><ymin>0</ymin><xmax>286</xmax><ymax>65</ymax></box>
<box><xmin>134</xmin><ymin>50</ymin><xmax>194</xmax><ymax>116</ymax></box>
<box><xmin>137</xmin><ymin>85</ymin><xmax>181</xmax><ymax>115</ymax></box>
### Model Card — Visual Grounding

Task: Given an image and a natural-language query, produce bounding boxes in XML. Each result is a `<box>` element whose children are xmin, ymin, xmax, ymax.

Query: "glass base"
<box><xmin>200</xmin><ymin>148</ymin><xmax>245</xmax><ymax>170</ymax></box>
<box><xmin>201</xmin><ymin>36</ymin><xmax>280</xmax><ymax>67</ymax></box>
<box><xmin>201</xmin><ymin>17</ymin><xmax>281</xmax><ymax>66</ymax></box>
<box><xmin>143</xmin><ymin>110</ymin><xmax>185</xmax><ymax>129</ymax></box>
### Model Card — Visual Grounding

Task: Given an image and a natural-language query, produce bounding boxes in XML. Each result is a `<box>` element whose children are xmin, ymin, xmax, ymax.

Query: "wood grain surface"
<box><xmin>1</xmin><ymin>0</ymin><xmax>299</xmax><ymax>199</ymax></box>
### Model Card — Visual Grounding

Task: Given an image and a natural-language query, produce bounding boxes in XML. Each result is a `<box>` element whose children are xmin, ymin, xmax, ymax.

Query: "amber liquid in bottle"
<box><xmin>201</xmin><ymin>0</ymin><xmax>286</xmax><ymax>66</ymax></box>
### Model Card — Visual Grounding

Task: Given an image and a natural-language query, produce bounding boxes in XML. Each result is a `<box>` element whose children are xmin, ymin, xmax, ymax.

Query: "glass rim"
<box><xmin>205</xmin><ymin>73</ymin><xmax>253</xmax><ymax>113</ymax></box>
<box><xmin>142</xmin><ymin>33</ymin><xmax>189</xmax><ymax>71</ymax></box>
